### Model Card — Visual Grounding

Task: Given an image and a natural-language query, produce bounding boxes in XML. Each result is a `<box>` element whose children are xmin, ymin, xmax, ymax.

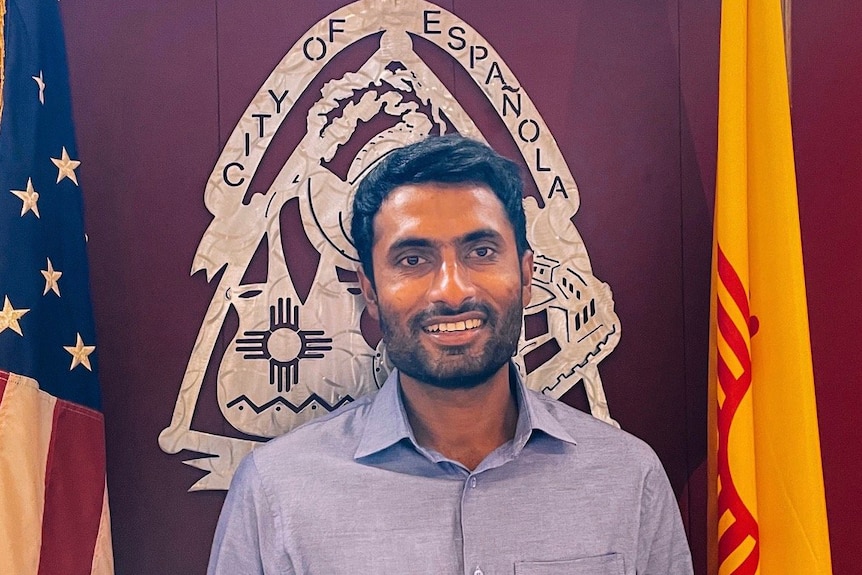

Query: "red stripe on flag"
<box><xmin>731</xmin><ymin>551</ymin><xmax>759</xmax><ymax>575</ymax></box>
<box><xmin>714</xmin><ymin>246</ymin><xmax>761</xmax><ymax>574</ymax></box>
<box><xmin>37</xmin><ymin>398</ymin><xmax>107</xmax><ymax>575</ymax></box>
<box><xmin>717</xmin><ymin>246</ymin><xmax>750</xmax><ymax>320</ymax></box>
<box><xmin>0</xmin><ymin>370</ymin><xmax>8</xmax><ymax>404</ymax></box>
<box><xmin>715</xmin><ymin>300</ymin><xmax>752</xmax><ymax>381</ymax></box>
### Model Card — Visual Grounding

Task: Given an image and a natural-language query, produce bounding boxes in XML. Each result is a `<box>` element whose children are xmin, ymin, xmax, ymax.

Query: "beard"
<box><xmin>378</xmin><ymin>297</ymin><xmax>524</xmax><ymax>390</ymax></box>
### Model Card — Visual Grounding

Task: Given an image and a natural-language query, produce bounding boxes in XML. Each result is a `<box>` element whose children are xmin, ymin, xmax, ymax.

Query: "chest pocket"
<box><xmin>515</xmin><ymin>553</ymin><xmax>625</xmax><ymax>575</ymax></box>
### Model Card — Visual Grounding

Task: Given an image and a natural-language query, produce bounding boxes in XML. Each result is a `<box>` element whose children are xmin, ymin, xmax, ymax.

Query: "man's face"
<box><xmin>358</xmin><ymin>183</ymin><xmax>533</xmax><ymax>389</ymax></box>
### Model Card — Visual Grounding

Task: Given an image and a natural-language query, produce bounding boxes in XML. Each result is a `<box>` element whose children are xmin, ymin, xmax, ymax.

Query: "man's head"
<box><xmin>351</xmin><ymin>135</ymin><xmax>533</xmax><ymax>389</ymax></box>
<box><xmin>351</xmin><ymin>135</ymin><xmax>530</xmax><ymax>287</ymax></box>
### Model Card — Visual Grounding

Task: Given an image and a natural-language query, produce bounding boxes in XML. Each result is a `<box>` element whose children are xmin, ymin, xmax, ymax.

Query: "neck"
<box><xmin>399</xmin><ymin>364</ymin><xmax>519</xmax><ymax>471</ymax></box>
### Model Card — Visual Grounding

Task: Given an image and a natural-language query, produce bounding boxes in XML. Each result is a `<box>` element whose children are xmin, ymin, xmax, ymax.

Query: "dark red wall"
<box><xmin>792</xmin><ymin>3</ymin><xmax>862</xmax><ymax>574</ymax></box>
<box><xmin>57</xmin><ymin>1</ymin><xmax>859</xmax><ymax>573</ymax></box>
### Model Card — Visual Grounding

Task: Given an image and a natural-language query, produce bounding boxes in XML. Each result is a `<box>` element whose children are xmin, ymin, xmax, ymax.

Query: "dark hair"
<box><xmin>351</xmin><ymin>134</ymin><xmax>529</xmax><ymax>284</ymax></box>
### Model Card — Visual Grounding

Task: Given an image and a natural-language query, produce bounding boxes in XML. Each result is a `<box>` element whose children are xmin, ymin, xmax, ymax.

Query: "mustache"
<box><xmin>410</xmin><ymin>301</ymin><xmax>496</xmax><ymax>329</ymax></box>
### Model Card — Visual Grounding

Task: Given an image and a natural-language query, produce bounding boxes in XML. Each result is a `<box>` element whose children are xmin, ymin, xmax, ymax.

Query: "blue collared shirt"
<box><xmin>208</xmin><ymin>368</ymin><xmax>693</xmax><ymax>575</ymax></box>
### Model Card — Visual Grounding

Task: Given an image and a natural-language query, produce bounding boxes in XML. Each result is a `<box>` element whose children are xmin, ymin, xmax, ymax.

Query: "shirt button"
<box><xmin>470</xmin><ymin>477</ymin><xmax>477</xmax><ymax>488</ymax></box>
<box><xmin>474</xmin><ymin>567</ymin><xmax>484</xmax><ymax>575</ymax></box>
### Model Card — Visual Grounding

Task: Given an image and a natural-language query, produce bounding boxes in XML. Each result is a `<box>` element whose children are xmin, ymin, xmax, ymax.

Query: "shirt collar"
<box><xmin>353</xmin><ymin>368</ymin><xmax>416</xmax><ymax>460</ymax></box>
<box><xmin>513</xmin><ymin>375</ymin><xmax>578</xmax><ymax>451</ymax></box>
<box><xmin>354</xmin><ymin>362</ymin><xmax>577</xmax><ymax>461</ymax></box>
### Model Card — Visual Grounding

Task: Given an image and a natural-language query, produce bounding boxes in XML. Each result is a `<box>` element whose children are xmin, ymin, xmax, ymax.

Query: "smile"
<box><xmin>423</xmin><ymin>318</ymin><xmax>484</xmax><ymax>333</ymax></box>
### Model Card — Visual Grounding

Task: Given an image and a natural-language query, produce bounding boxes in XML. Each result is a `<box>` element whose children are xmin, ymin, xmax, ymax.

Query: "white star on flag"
<box><xmin>9</xmin><ymin>178</ymin><xmax>40</xmax><ymax>218</ymax></box>
<box><xmin>63</xmin><ymin>333</ymin><xmax>96</xmax><ymax>371</ymax></box>
<box><xmin>2</xmin><ymin>1</ymin><xmax>114</xmax><ymax>568</ymax></box>
<box><xmin>32</xmin><ymin>70</ymin><xmax>45</xmax><ymax>104</ymax></box>
<box><xmin>51</xmin><ymin>147</ymin><xmax>81</xmax><ymax>185</ymax></box>
<box><xmin>41</xmin><ymin>258</ymin><xmax>63</xmax><ymax>296</ymax></box>
<box><xmin>0</xmin><ymin>296</ymin><xmax>30</xmax><ymax>336</ymax></box>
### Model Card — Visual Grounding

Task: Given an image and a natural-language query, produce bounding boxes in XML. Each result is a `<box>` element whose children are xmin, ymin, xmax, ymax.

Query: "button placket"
<box><xmin>461</xmin><ymin>473</ymin><xmax>486</xmax><ymax>575</ymax></box>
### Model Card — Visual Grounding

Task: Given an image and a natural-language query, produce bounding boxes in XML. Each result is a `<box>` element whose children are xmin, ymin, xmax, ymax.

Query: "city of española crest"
<box><xmin>158</xmin><ymin>0</ymin><xmax>621</xmax><ymax>491</ymax></box>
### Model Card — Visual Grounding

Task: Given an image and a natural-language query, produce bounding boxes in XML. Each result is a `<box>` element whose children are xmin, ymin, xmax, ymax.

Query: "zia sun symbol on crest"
<box><xmin>235</xmin><ymin>297</ymin><xmax>333</xmax><ymax>394</ymax></box>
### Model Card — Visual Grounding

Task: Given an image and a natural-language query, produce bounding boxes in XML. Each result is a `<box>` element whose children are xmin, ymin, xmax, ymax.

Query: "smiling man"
<box><xmin>208</xmin><ymin>135</ymin><xmax>693</xmax><ymax>575</ymax></box>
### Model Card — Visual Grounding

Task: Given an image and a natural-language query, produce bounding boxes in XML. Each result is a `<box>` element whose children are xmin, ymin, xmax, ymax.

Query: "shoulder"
<box><xmin>528</xmin><ymin>389</ymin><xmax>664</xmax><ymax>472</ymax></box>
<box><xmin>248</xmin><ymin>392</ymin><xmax>377</xmax><ymax>473</ymax></box>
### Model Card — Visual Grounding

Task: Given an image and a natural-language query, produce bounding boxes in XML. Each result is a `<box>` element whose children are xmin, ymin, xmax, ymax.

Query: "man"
<box><xmin>208</xmin><ymin>135</ymin><xmax>693</xmax><ymax>574</ymax></box>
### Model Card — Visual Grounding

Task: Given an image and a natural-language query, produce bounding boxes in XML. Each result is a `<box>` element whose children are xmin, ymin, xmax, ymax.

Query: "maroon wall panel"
<box><xmin>678</xmin><ymin>1</ymin><xmax>721</xmax><ymax>571</ymax></box>
<box><xmin>793</xmin><ymin>2</ymin><xmax>862</xmax><ymax>573</ymax></box>
<box><xmin>56</xmin><ymin>1</ymin><xmax>737</xmax><ymax>573</ymax></box>
<box><xmin>62</xmin><ymin>2</ymin><xmax>225</xmax><ymax>572</ymax></box>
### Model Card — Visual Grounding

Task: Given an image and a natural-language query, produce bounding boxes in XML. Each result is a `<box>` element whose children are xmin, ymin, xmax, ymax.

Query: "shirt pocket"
<box><xmin>514</xmin><ymin>552</ymin><xmax>625</xmax><ymax>575</ymax></box>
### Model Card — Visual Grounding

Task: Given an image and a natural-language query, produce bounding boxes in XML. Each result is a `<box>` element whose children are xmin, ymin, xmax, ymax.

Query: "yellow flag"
<box><xmin>709</xmin><ymin>0</ymin><xmax>833</xmax><ymax>574</ymax></box>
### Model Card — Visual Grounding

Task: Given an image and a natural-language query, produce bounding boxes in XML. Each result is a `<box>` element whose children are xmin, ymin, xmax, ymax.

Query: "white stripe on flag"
<box><xmin>0</xmin><ymin>372</ymin><xmax>56</xmax><ymax>574</ymax></box>
<box><xmin>91</xmin><ymin>482</ymin><xmax>115</xmax><ymax>575</ymax></box>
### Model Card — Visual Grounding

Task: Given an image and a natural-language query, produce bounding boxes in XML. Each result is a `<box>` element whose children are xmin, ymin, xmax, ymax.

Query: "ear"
<box><xmin>357</xmin><ymin>265</ymin><xmax>380</xmax><ymax>321</ymax></box>
<box><xmin>520</xmin><ymin>250</ymin><xmax>534</xmax><ymax>307</ymax></box>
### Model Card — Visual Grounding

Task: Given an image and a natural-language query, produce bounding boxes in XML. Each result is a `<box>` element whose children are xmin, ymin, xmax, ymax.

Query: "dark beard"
<box><xmin>379</xmin><ymin>299</ymin><xmax>523</xmax><ymax>390</ymax></box>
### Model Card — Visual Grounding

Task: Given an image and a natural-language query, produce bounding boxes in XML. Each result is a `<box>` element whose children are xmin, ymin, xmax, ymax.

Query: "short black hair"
<box><xmin>351</xmin><ymin>134</ymin><xmax>529</xmax><ymax>285</ymax></box>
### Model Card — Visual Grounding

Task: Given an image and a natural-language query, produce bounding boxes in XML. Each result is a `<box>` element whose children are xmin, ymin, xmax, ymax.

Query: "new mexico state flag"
<box><xmin>709</xmin><ymin>0</ymin><xmax>833</xmax><ymax>574</ymax></box>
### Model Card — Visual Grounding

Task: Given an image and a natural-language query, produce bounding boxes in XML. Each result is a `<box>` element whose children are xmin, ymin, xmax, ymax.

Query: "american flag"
<box><xmin>0</xmin><ymin>0</ymin><xmax>113</xmax><ymax>573</ymax></box>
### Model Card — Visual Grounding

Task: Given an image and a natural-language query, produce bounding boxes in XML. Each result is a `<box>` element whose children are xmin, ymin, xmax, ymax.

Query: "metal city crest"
<box><xmin>159</xmin><ymin>0</ymin><xmax>621</xmax><ymax>490</ymax></box>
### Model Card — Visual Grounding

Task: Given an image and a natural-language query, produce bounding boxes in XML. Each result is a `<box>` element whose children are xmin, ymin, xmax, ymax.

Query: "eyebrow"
<box><xmin>461</xmin><ymin>229</ymin><xmax>505</xmax><ymax>245</ymax></box>
<box><xmin>387</xmin><ymin>229</ymin><xmax>505</xmax><ymax>254</ymax></box>
<box><xmin>387</xmin><ymin>237</ymin><xmax>436</xmax><ymax>253</ymax></box>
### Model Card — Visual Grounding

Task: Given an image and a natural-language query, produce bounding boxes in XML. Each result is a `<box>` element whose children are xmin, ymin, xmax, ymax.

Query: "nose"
<box><xmin>428</xmin><ymin>255</ymin><xmax>476</xmax><ymax>308</ymax></box>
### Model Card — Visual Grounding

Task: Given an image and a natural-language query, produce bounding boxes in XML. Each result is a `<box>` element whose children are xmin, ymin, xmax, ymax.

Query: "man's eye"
<box><xmin>472</xmin><ymin>246</ymin><xmax>493</xmax><ymax>258</ymax></box>
<box><xmin>399</xmin><ymin>255</ymin><xmax>424</xmax><ymax>267</ymax></box>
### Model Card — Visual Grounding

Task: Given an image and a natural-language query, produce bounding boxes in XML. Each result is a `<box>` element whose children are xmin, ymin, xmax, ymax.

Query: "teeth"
<box><xmin>426</xmin><ymin>318</ymin><xmax>482</xmax><ymax>333</ymax></box>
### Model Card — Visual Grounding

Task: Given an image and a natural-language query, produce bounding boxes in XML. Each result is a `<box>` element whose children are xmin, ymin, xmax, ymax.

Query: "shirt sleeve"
<box><xmin>636</xmin><ymin>455</ymin><xmax>695</xmax><ymax>575</ymax></box>
<box><xmin>207</xmin><ymin>453</ymin><xmax>295</xmax><ymax>575</ymax></box>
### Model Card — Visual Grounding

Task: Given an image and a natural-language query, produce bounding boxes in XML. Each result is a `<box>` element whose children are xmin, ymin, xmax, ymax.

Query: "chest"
<box><xmin>276</xmin><ymin>459</ymin><xmax>644</xmax><ymax>574</ymax></box>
